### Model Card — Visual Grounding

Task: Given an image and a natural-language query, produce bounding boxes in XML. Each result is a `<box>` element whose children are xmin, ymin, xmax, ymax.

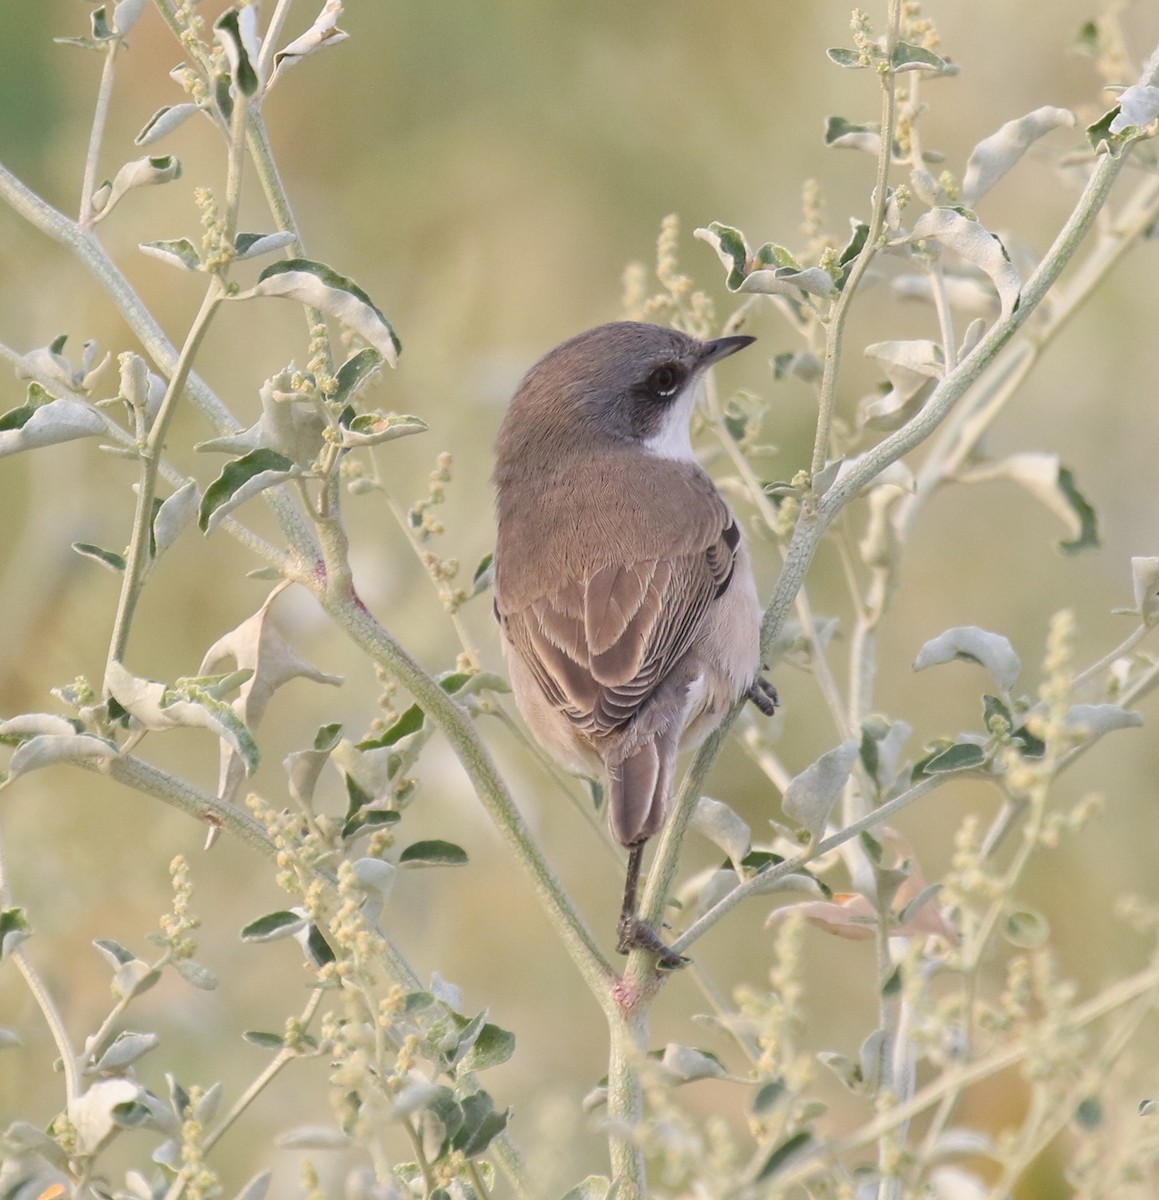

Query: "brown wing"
<box><xmin>499</xmin><ymin>508</ymin><xmax>741</xmax><ymax>740</ymax></box>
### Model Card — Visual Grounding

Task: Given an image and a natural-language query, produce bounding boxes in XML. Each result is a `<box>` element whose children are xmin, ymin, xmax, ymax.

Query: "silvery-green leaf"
<box><xmin>399</xmin><ymin>839</ymin><xmax>469</xmax><ymax>867</ymax></box>
<box><xmin>338</xmin><ymin>412</ymin><xmax>428</xmax><ymax>448</ymax></box>
<box><xmin>864</xmin><ymin>339</ymin><xmax>944</xmax><ymax>391</ymax></box>
<box><xmin>234</xmin><ymin>231</ymin><xmax>297</xmax><ymax>261</ymax></box>
<box><xmin>333</xmin><ymin>347</ymin><xmax>384</xmax><ymax>406</ymax></box>
<box><xmin>1062</xmin><ymin>704</ymin><xmax>1142</xmax><ymax>737</ymax></box>
<box><xmin>957</xmin><ymin>453</ymin><xmax>1098</xmax><ymax>554</ymax></box>
<box><xmin>241</xmin><ymin>910</ymin><xmax>308</xmax><ymax>942</ymax></box>
<box><xmin>892</xmin><ymin>272</ymin><xmax>997</xmax><ymax>315</ymax></box>
<box><xmin>270</xmin><ymin>0</ymin><xmax>349</xmax><ymax>86</ymax></box>
<box><xmin>72</xmin><ymin>542</ymin><xmax>126</xmax><ymax>573</ymax></box>
<box><xmin>1109</xmin><ymin>84</ymin><xmax>1159</xmax><ymax>133</ymax></box>
<box><xmin>232</xmin><ymin>1171</ymin><xmax>272</xmax><ymax>1200</ymax></box>
<box><xmin>90</xmin><ymin>1031</ymin><xmax>159</xmax><ymax>1074</ymax></box>
<box><xmin>824</xmin><ymin>116</ymin><xmax>882</xmax><ymax>154</ymax></box>
<box><xmin>0</xmin><ymin>398</ymin><xmax>109</xmax><ymax>457</ymax></box>
<box><xmin>92</xmin><ymin>156</ymin><xmax>182</xmax><ymax>220</ymax></box>
<box><xmin>152</xmin><ymin>480</ymin><xmax>200</xmax><ymax>560</ymax></box>
<box><xmin>139</xmin><ymin>238</ymin><xmax>201</xmax><ymax>271</ymax></box>
<box><xmin>890</xmin><ymin>41</ymin><xmax>953</xmax><ymax>74</ymax></box>
<box><xmin>690</xmin><ymin>796</ymin><xmax>751</xmax><ymax>865</ymax></box>
<box><xmin>174</xmin><ymin>959</ymin><xmax>219</xmax><ymax>990</ymax></box>
<box><xmin>961</xmin><ymin>107</ymin><xmax>1076</xmax><ymax>205</ymax></box>
<box><xmin>215</xmin><ymin>7</ymin><xmax>262</xmax><ymax>96</ymax></box>
<box><xmin>5</xmin><ymin>733</ymin><xmax>116</xmax><ymax>783</ymax></box>
<box><xmin>693</xmin><ymin>222</ymin><xmax>749</xmax><ymax>289</ymax></box>
<box><xmin>275</xmin><ymin>1126</ymin><xmax>353</xmax><ymax>1151</ymax></box>
<box><xmin>0</xmin><ymin>713</ymin><xmax>78</xmax><ymax>738</ymax></box>
<box><xmin>0</xmin><ymin>908</ymin><xmax>31</xmax><ymax>958</ymax></box>
<box><xmin>826</xmin><ymin>47</ymin><xmax>868</xmax><ymax>69</ymax></box>
<box><xmin>928</xmin><ymin>1166</ymin><xmax>988</xmax><ymax>1199</ymax></box>
<box><xmin>70</xmin><ymin>1078</ymin><xmax>142</xmax><ymax>1153</ymax></box>
<box><xmin>560</xmin><ymin>1178</ymin><xmax>616</xmax><ymax>1200</ymax></box>
<box><xmin>746</xmin><ymin>870</ymin><xmax>825</xmax><ymax>898</ymax></box>
<box><xmin>198</xmin><ymin>448</ymin><xmax>299</xmax><ymax>533</ymax></box>
<box><xmin>244</xmin><ymin>260</ymin><xmax>401</xmax><ymax>365</ymax></box>
<box><xmin>659</xmin><ymin>1044</ymin><xmax>728</xmax><ymax>1083</ymax></box>
<box><xmin>1132</xmin><ymin>557</ymin><xmax>1159</xmax><ymax>625</ymax></box>
<box><xmin>782</xmin><ymin>740</ymin><xmax>858</xmax><ymax>840</ymax></box>
<box><xmin>430</xmin><ymin>972</ymin><xmax>462</xmax><ymax>1010</ymax></box>
<box><xmin>135</xmin><ymin>103</ymin><xmax>200</xmax><ymax>146</ymax></box>
<box><xmin>912</xmin><ymin>627</ymin><xmax>1020</xmax><ymax>691</ymax></box>
<box><xmin>738</xmin><ymin>266</ymin><xmax>834</xmax><ymax>298</ymax></box>
<box><xmin>198</xmin><ymin>372</ymin><xmax>324</xmax><ymax>468</ymax></box>
<box><xmin>907</xmin><ymin>209</ymin><xmax>1020</xmax><ymax>318</ymax></box>
<box><xmin>351</xmin><ymin>857</ymin><xmax>396</xmax><ymax>921</ymax></box>
<box><xmin>112</xmin><ymin>0</ymin><xmax>147</xmax><ymax>35</ymax></box>
<box><xmin>104</xmin><ymin>661</ymin><xmax>260</xmax><ymax>774</ymax></box>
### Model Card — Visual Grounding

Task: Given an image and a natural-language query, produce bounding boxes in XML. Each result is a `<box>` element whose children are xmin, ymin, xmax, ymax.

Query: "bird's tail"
<box><xmin>607</xmin><ymin>737</ymin><xmax>674</xmax><ymax>847</ymax></box>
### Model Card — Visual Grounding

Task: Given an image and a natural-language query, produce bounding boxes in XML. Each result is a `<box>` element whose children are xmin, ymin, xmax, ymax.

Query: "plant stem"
<box><xmin>607</xmin><ymin>1010</ymin><xmax>648</xmax><ymax>1198</ymax></box>
<box><xmin>313</xmin><ymin>588</ymin><xmax>617</xmax><ymax>1011</ymax></box>
<box><xmin>79</xmin><ymin>40</ymin><xmax>119</xmax><ymax>226</ymax></box>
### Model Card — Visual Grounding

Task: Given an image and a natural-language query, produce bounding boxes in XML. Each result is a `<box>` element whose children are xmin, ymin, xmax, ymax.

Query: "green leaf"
<box><xmin>240</xmin><ymin>911</ymin><xmax>307</xmax><ymax>942</ymax></box>
<box><xmin>399</xmin><ymin>840</ymin><xmax>469</xmax><ymax>868</ymax></box>
<box><xmin>139</xmin><ymin>238</ymin><xmax>202</xmax><ymax>271</ymax></box>
<box><xmin>234</xmin><ymin>231</ymin><xmax>297</xmax><ymax>261</ymax></box>
<box><xmin>0</xmin><ymin>398</ymin><xmax>108</xmax><ymax>457</ymax></box>
<box><xmin>360</xmin><ymin>703</ymin><xmax>424</xmax><ymax>749</ymax></box>
<box><xmin>1057</xmin><ymin>466</ymin><xmax>1099</xmax><ymax>554</ymax></box>
<box><xmin>72</xmin><ymin>542</ymin><xmax>126</xmax><ymax>574</ymax></box>
<box><xmin>198</xmin><ymin>448</ymin><xmax>298</xmax><ymax>533</ymax></box>
<box><xmin>458</xmin><ymin>1022</ymin><xmax>516</xmax><ymax>1073</ymax></box>
<box><xmin>341</xmin><ymin>806</ymin><xmax>401</xmax><ymax>840</ymax></box>
<box><xmin>470</xmin><ymin>552</ymin><xmax>495</xmax><ymax>598</ymax></box>
<box><xmin>214</xmin><ymin>8</ymin><xmax>261</xmax><ymax>96</ymax></box>
<box><xmin>1003</xmin><ymin>907</ymin><xmax>1050</xmax><ymax>948</ymax></box>
<box><xmin>915</xmin><ymin>741</ymin><xmax>987</xmax><ymax>776</ymax></box>
<box><xmin>333</xmin><ymin>347</ymin><xmax>384</xmax><ymax>406</ymax></box>
<box><xmin>451</xmin><ymin>1091</ymin><xmax>510</xmax><ymax>1158</ymax></box>
<box><xmin>0</xmin><ymin>908</ymin><xmax>31</xmax><ymax>959</ymax></box>
<box><xmin>338</xmin><ymin>411</ymin><xmax>428</xmax><ymax>448</ymax></box>
<box><xmin>243</xmin><ymin>1030</ymin><xmax>287</xmax><ymax>1049</ymax></box>
<box><xmin>890</xmin><ymin>41</ymin><xmax>951</xmax><ymax>73</ymax></box>
<box><xmin>754</xmin><ymin>1130</ymin><xmax>814</xmax><ymax>1182</ymax></box>
<box><xmin>982</xmin><ymin>694</ymin><xmax>1012</xmax><ymax>735</ymax></box>
<box><xmin>752</xmin><ymin>1079</ymin><xmax>785</xmax><ymax>1113</ymax></box>
<box><xmin>135</xmin><ymin>103</ymin><xmax>200</xmax><ymax>146</ymax></box>
<box><xmin>247</xmin><ymin>259</ymin><xmax>401</xmax><ymax>365</ymax></box>
<box><xmin>824</xmin><ymin>115</ymin><xmax>882</xmax><ymax>153</ymax></box>
<box><xmin>826</xmin><ymin>46</ymin><xmax>867</xmax><ymax>68</ymax></box>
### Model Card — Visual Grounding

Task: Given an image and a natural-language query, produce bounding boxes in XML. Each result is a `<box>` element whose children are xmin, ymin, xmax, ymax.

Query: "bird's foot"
<box><xmin>616</xmin><ymin>914</ymin><xmax>688</xmax><ymax>971</ymax></box>
<box><xmin>746</xmin><ymin>675</ymin><xmax>779</xmax><ymax>716</ymax></box>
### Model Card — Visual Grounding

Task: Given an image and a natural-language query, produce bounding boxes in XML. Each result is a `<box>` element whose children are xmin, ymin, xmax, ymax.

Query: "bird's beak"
<box><xmin>698</xmin><ymin>334</ymin><xmax>757</xmax><ymax>366</ymax></box>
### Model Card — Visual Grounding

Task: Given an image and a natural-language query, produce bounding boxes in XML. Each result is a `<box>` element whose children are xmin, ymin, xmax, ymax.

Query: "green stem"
<box><xmin>607</xmin><ymin>1010</ymin><xmax>648</xmax><ymax>1198</ymax></box>
<box><xmin>312</xmin><ymin>588</ymin><xmax>617</xmax><ymax>1011</ymax></box>
<box><xmin>809</xmin><ymin>0</ymin><xmax>902</xmax><ymax>481</ymax></box>
<box><xmin>79</xmin><ymin>39</ymin><xmax>119</xmax><ymax>225</ymax></box>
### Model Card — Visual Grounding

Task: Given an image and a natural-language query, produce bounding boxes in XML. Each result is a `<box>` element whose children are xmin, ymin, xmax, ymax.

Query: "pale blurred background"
<box><xmin>1</xmin><ymin>2</ymin><xmax>1158</xmax><ymax>1195</ymax></box>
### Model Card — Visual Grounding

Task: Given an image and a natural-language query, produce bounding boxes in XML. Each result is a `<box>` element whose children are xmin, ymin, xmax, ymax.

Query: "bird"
<box><xmin>492</xmin><ymin>321</ymin><xmax>777</xmax><ymax>969</ymax></box>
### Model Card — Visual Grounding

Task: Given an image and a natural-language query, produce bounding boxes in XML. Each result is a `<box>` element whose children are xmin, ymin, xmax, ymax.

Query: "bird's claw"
<box><xmin>747</xmin><ymin>675</ymin><xmax>779</xmax><ymax>716</ymax></box>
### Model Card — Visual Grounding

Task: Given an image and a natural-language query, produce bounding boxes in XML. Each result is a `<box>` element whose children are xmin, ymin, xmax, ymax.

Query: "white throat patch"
<box><xmin>642</xmin><ymin>376</ymin><xmax>701</xmax><ymax>463</ymax></box>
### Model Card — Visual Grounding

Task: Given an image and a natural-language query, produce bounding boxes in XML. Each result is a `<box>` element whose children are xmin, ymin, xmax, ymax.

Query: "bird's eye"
<box><xmin>645</xmin><ymin>363</ymin><xmax>683</xmax><ymax>399</ymax></box>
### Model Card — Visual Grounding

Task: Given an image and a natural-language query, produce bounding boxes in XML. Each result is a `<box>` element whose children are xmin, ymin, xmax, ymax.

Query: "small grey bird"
<box><xmin>492</xmin><ymin>321</ymin><xmax>777</xmax><ymax>968</ymax></box>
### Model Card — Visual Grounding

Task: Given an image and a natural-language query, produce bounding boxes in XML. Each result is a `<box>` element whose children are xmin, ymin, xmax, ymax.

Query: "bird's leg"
<box><xmin>746</xmin><ymin>675</ymin><xmax>779</xmax><ymax>716</ymax></box>
<box><xmin>616</xmin><ymin>844</ymin><xmax>688</xmax><ymax>970</ymax></box>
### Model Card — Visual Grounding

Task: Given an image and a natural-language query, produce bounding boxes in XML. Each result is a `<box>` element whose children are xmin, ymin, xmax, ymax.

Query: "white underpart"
<box><xmin>642</xmin><ymin>375</ymin><xmax>703</xmax><ymax>462</ymax></box>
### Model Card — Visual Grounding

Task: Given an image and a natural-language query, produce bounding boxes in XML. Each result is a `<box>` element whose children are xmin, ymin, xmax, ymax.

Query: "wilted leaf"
<box><xmin>4</xmin><ymin>732</ymin><xmax>116</xmax><ymax>783</ymax></box>
<box><xmin>139</xmin><ymin>237</ymin><xmax>201</xmax><ymax>271</ymax></box>
<box><xmin>215</xmin><ymin>7</ymin><xmax>262</xmax><ymax>96</ymax></box>
<box><xmin>69</xmin><ymin>1078</ymin><xmax>142</xmax><ymax>1153</ymax></box>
